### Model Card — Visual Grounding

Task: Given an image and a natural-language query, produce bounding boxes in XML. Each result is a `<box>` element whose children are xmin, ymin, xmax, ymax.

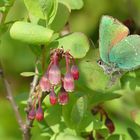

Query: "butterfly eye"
<box><xmin>97</xmin><ymin>60</ymin><xmax>102</xmax><ymax>65</ymax></box>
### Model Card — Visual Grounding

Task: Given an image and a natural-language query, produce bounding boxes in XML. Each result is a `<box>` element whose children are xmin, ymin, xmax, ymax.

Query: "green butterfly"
<box><xmin>97</xmin><ymin>15</ymin><xmax>140</xmax><ymax>85</ymax></box>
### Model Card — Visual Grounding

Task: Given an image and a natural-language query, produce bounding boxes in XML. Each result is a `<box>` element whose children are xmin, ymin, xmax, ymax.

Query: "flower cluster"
<box><xmin>28</xmin><ymin>48</ymin><xmax>79</xmax><ymax>121</ymax></box>
<box><xmin>28</xmin><ymin>86</ymin><xmax>44</xmax><ymax>121</ymax></box>
<box><xmin>39</xmin><ymin>49</ymin><xmax>79</xmax><ymax>106</ymax></box>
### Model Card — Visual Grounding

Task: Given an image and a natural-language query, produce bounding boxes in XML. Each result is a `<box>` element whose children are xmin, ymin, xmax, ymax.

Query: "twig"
<box><xmin>24</xmin><ymin>60</ymin><xmax>39</xmax><ymax>140</ymax></box>
<box><xmin>41</xmin><ymin>45</ymin><xmax>46</xmax><ymax>73</ymax></box>
<box><xmin>60</xmin><ymin>22</ymin><xmax>70</xmax><ymax>36</ymax></box>
<box><xmin>23</xmin><ymin>59</ymin><xmax>50</xmax><ymax>140</ymax></box>
<box><xmin>0</xmin><ymin>62</ymin><xmax>26</xmax><ymax>139</ymax></box>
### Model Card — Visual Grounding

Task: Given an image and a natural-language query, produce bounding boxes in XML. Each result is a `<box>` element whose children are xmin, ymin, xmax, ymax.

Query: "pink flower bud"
<box><xmin>35</xmin><ymin>107</ymin><xmax>44</xmax><ymax>121</ymax></box>
<box><xmin>28</xmin><ymin>108</ymin><xmax>36</xmax><ymax>120</ymax></box>
<box><xmin>58</xmin><ymin>90</ymin><xmax>69</xmax><ymax>105</ymax></box>
<box><xmin>49</xmin><ymin>88</ymin><xmax>57</xmax><ymax>105</ymax></box>
<box><xmin>71</xmin><ymin>65</ymin><xmax>79</xmax><ymax>80</ymax></box>
<box><xmin>63</xmin><ymin>72</ymin><xmax>74</xmax><ymax>92</ymax></box>
<box><xmin>39</xmin><ymin>75</ymin><xmax>51</xmax><ymax>92</ymax></box>
<box><xmin>48</xmin><ymin>64</ymin><xmax>61</xmax><ymax>85</ymax></box>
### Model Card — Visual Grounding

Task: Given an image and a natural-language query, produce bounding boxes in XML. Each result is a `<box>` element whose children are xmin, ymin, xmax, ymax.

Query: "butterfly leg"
<box><xmin>106</xmin><ymin>70</ymin><xmax>124</xmax><ymax>88</ymax></box>
<box><xmin>107</xmin><ymin>75</ymin><xmax>118</xmax><ymax>88</ymax></box>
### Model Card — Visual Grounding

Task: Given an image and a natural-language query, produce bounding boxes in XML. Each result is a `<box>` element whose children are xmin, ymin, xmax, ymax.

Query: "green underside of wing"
<box><xmin>99</xmin><ymin>15</ymin><xmax>129</xmax><ymax>64</ymax></box>
<box><xmin>109</xmin><ymin>35</ymin><xmax>140</xmax><ymax>70</ymax></box>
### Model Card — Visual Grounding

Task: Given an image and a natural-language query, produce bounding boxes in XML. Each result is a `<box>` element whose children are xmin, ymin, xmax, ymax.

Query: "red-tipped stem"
<box><xmin>49</xmin><ymin>86</ymin><xmax>57</xmax><ymax>105</ymax></box>
<box><xmin>71</xmin><ymin>65</ymin><xmax>79</xmax><ymax>80</ymax></box>
<box><xmin>58</xmin><ymin>88</ymin><xmax>69</xmax><ymax>105</ymax></box>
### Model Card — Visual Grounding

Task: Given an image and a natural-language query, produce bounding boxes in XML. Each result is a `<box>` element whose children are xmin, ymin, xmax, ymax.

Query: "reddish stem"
<box><xmin>67</xmin><ymin>52</ymin><xmax>75</xmax><ymax>65</ymax></box>
<box><xmin>46</xmin><ymin>60</ymin><xmax>53</xmax><ymax>77</ymax></box>
<box><xmin>53</xmin><ymin>52</ymin><xmax>59</xmax><ymax>65</ymax></box>
<box><xmin>65</xmin><ymin>54</ymin><xmax>70</xmax><ymax>73</ymax></box>
<box><xmin>31</xmin><ymin>97</ymin><xmax>37</xmax><ymax>110</ymax></box>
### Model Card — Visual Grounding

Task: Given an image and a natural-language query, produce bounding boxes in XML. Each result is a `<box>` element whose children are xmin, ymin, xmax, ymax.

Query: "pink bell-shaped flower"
<box><xmin>58</xmin><ymin>89</ymin><xmax>69</xmax><ymax>105</ymax></box>
<box><xmin>49</xmin><ymin>87</ymin><xmax>57</xmax><ymax>105</ymax></box>
<box><xmin>35</xmin><ymin>106</ymin><xmax>44</xmax><ymax>121</ymax></box>
<box><xmin>71</xmin><ymin>65</ymin><xmax>79</xmax><ymax>80</ymax></box>
<box><xmin>28</xmin><ymin>108</ymin><xmax>36</xmax><ymax>120</ymax></box>
<box><xmin>63</xmin><ymin>72</ymin><xmax>74</xmax><ymax>92</ymax></box>
<box><xmin>48</xmin><ymin>64</ymin><xmax>61</xmax><ymax>85</ymax></box>
<box><xmin>39</xmin><ymin>75</ymin><xmax>51</xmax><ymax>92</ymax></box>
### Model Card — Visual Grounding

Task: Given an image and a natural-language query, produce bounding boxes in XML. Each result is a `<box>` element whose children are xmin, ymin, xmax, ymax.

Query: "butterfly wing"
<box><xmin>99</xmin><ymin>15</ymin><xmax>129</xmax><ymax>64</ymax></box>
<box><xmin>109</xmin><ymin>35</ymin><xmax>140</xmax><ymax>70</ymax></box>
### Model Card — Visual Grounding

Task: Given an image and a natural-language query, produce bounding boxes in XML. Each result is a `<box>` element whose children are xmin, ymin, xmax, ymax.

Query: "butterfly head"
<box><xmin>97</xmin><ymin>59</ymin><xmax>116</xmax><ymax>75</ymax></box>
<box><xmin>97</xmin><ymin>59</ymin><xmax>108</xmax><ymax>72</ymax></box>
<box><xmin>97</xmin><ymin>59</ymin><xmax>104</xmax><ymax>66</ymax></box>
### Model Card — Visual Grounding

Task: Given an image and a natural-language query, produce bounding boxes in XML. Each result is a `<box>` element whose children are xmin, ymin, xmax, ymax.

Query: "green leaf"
<box><xmin>37</xmin><ymin>120</ymin><xmax>53</xmax><ymax>137</ymax></box>
<box><xmin>0</xmin><ymin>0</ymin><xmax>5</xmax><ymax>5</ymax></box>
<box><xmin>20</xmin><ymin>100</ymin><xmax>27</xmax><ymax>105</ymax></box>
<box><xmin>87</xmin><ymin>92</ymin><xmax>121</xmax><ymax>107</ymax></box>
<box><xmin>76</xmin><ymin>84</ymin><xmax>121</xmax><ymax>107</ymax></box>
<box><xmin>24</xmin><ymin>0</ymin><xmax>44</xmax><ymax>19</ymax></box>
<box><xmin>59</xmin><ymin>0</ymin><xmax>84</xmax><ymax>10</ymax></box>
<box><xmin>39</xmin><ymin>0</ymin><xmax>59</xmax><ymax>24</ymax></box>
<box><xmin>62</xmin><ymin>91</ymin><xmax>120</xmax><ymax>131</ymax></box>
<box><xmin>127</xmin><ymin>128</ymin><xmax>140</xmax><ymax>140</ymax></box>
<box><xmin>47</xmin><ymin>0</ymin><xmax>58</xmax><ymax>24</ymax></box>
<box><xmin>120</xmin><ymin>69</ymin><xmax>140</xmax><ymax>91</ymax></box>
<box><xmin>45</xmin><ymin>105</ymin><xmax>67</xmax><ymax>133</ymax></box>
<box><xmin>24</xmin><ymin>0</ymin><xmax>58</xmax><ymax>23</ymax></box>
<box><xmin>39</xmin><ymin>0</ymin><xmax>54</xmax><ymax>18</ymax></box>
<box><xmin>62</xmin><ymin>93</ymin><xmax>80</xmax><ymax>128</ymax></box>
<box><xmin>71</xmin><ymin>96</ymin><xmax>88</xmax><ymax>128</ymax></box>
<box><xmin>41</xmin><ymin>132</ymin><xmax>52</xmax><ymax>138</ymax></box>
<box><xmin>134</xmin><ymin>90</ymin><xmax>140</xmax><ymax>108</ymax></box>
<box><xmin>76</xmin><ymin>111</ymin><xmax>94</xmax><ymax>132</ymax></box>
<box><xmin>96</xmin><ymin>128</ymin><xmax>109</xmax><ymax>138</ymax></box>
<box><xmin>20</xmin><ymin>72</ymin><xmax>36</xmax><ymax>77</ymax></box>
<box><xmin>10</xmin><ymin>21</ymin><xmax>54</xmax><ymax>44</ymax></box>
<box><xmin>58</xmin><ymin>32</ymin><xmax>90</xmax><ymax>58</ymax></box>
<box><xmin>49</xmin><ymin>2</ymin><xmax>70</xmax><ymax>31</ymax></box>
<box><xmin>50</xmin><ymin>32</ymin><xmax>90</xmax><ymax>58</ymax></box>
<box><xmin>107</xmin><ymin>134</ymin><xmax>125</xmax><ymax>140</ymax></box>
<box><xmin>0</xmin><ymin>0</ymin><xmax>13</xmax><ymax>6</ymax></box>
<box><xmin>29</xmin><ymin>45</ymin><xmax>42</xmax><ymax>56</ymax></box>
<box><xmin>0</xmin><ymin>6</ymin><xmax>6</xmax><ymax>12</ymax></box>
<box><xmin>51</xmin><ymin>133</ymin><xmax>85</xmax><ymax>140</ymax></box>
<box><xmin>0</xmin><ymin>24</ymin><xmax>8</xmax><ymax>36</ymax></box>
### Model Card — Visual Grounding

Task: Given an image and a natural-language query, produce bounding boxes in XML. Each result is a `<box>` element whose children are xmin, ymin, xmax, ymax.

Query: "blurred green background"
<box><xmin>1</xmin><ymin>0</ymin><xmax>140</xmax><ymax>140</ymax></box>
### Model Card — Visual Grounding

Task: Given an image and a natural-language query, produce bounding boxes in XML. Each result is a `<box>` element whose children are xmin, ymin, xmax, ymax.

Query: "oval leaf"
<box><xmin>20</xmin><ymin>72</ymin><xmax>36</xmax><ymax>77</ymax></box>
<box><xmin>88</xmin><ymin>92</ymin><xmax>121</xmax><ymax>107</ymax></box>
<box><xmin>10</xmin><ymin>21</ymin><xmax>54</xmax><ymax>44</ymax></box>
<box><xmin>51</xmin><ymin>133</ymin><xmax>85</xmax><ymax>140</ymax></box>
<box><xmin>24</xmin><ymin>0</ymin><xmax>44</xmax><ymax>18</ymax></box>
<box><xmin>71</xmin><ymin>96</ymin><xmax>87</xmax><ymax>128</ymax></box>
<box><xmin>62</xmin><ymin>94</ymin><xmax>78</xmax><ymax>128</ymax></box>
<box><xmin>107</xmin><ymin>134</ymin><xmax>125</xmax><ymax>140</ymax></box>
<box><xmin>24</xmin><ymin>0</ymin><xmax>58</xmax><ymax>22</ymax></box>
<box><xmin>127</xmin><ymin>128</ymin><xmax>140</xmax><ymax>140</ymax></box>
<box><xmin>54</xmin><ymin>32</ymin><xmax>90</xmax><ymax>58</ymax></box>
<box><xmin>59</xmin><ymin>0</ymin><xmax>84</xmax><ymax>10</ymax></box>
<box><xmin>49</xmin><ymin>2</ymin><xmax>70</xmax><ymax>31</ymax></box>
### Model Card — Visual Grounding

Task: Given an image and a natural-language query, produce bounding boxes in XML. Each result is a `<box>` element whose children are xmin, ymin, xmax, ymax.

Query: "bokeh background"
<box><xmin>1</xmin><ymin>0</ymin><xmax>140</xmax><ymax>140</ymax></box>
